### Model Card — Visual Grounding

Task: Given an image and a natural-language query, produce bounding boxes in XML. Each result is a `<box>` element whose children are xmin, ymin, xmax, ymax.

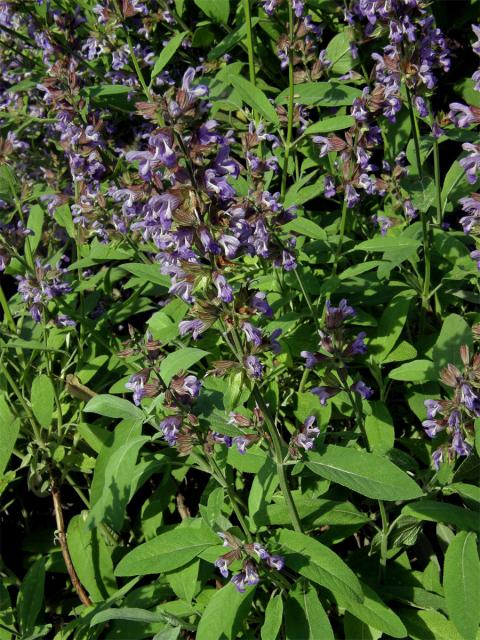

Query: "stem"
<box><xmin>293</xmin><ymin>268</ymin><xmax>320</xmax><ymax>333</ymax></box>
<box><xmin>406</xmin><ymin>86</ymin><xmax>430</xmax><ymax>309</ymax></box>
<box><xmin>252</xmin><ymin>388</ymin><xmax>303</xmax><ymax>533</ymax></box>
<box><xmin>332</xmin><ymin>198</ymin><xmax>348</xmax><ymax>277</ymax></box>
<box><xmin>337</xmin><ymin>366</ymin><xmax>368</xmax><ymax>447</ymax></box>
<box><xmin>243</xmin><ymin>0</ymin><xmax>256</xmax><ymax>85</ymax></box>
<box><xmin>280</xmin><ymin>0</ymin><xmax>295</xmax><ymax>200</ymax></box>
<box><xmin>210</xmin><ymin>456</ymin><xmax>252</xmax><ymax>542</ymax></box>
<box><xmin>51</xmin><ymin>481</ymin><xmax>92</xmax><ymax>607</ymax></box>
<box><xmin>378</xmin><ymin>499</ymin><xmax>388</xmax><ymax>582</ymax></box>
<box><xmin>433</xmin><ymin>135</ymin><xmax>442</xmax><ymax>227</ymax></box>
<box><xmin>224</xmin><ymin>322</ymin><xmax>303</xmax><ymax>533</ymax></box>
<box><xmin>0</xmin><ymin>358</ymin><xmax>44</xmax><ymax>446</ymax></box>
<box><xmin>0</xmin><ymin>285</ymin><xmax>16</xmax><ymax>333</ymax></box>
<box><xmin>406</xmin><ymin>87</ymin><xmax>423</xmax><ymax>179</ymax></box>
<box><xmin>124</xmin><ymin>28</ymin><xmax>153</xmax><ymax>103</ymax></box>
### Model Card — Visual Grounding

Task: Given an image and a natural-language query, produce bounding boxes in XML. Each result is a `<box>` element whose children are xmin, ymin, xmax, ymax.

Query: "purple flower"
<box><xmin>252</xmin><ymin>543</ymin><xmax>269</xmax><ymax>560</ymax></box>
<box><xmin>422</xmin><ymin>419</ymin><xmax>444</xmax><ymax>438</ymax></box>
<box><xmin>460</xmin><ymin>383</ymin><xmax>479</xmax><ymax>411</ymax></box>
<box><xmin>414</xmin><ymin>96</ymin><xmax>429</xmax><ymax>117</ymax></box>
<box><xmin>159</xmin><ymin>415</ymin><xmax>182</xmax><ymax>446</ymax></box>
<box><xmin>403</xmin><ymin>199</ymin><xmax>418</xmax><ymax>220</ymax></box>
<box><xmin>345</xmin><ymin>184</ymin><xmax>360</xmax><ymax>208</ymax></box>
<box><xmin>451</xmin><ymin>430</ymin><xmax>472</xmax><ymax>457</ymax></box>
<box><xmin>267</xmin><ymin>555</ymin><xmax>284</xmax><ymax>570</ymax></box>
<box><xmin>245</xmin><ymin>355</ymin><xmax>264</xmax><ymax>379</ymax></box>
<box><xmin>351</xmin><ymin>380</ymin><xmax>373</xmax><ymax>399</ymax></box>
<box><xmin>471</xmin><ymin>250</ymin><xmax>480</xmax><ymax>270</ymax></box>
<box><xmin>244</xmin><ymin>561</ymin><xmax>260</xmax><ymax>586</ymax></box>
<box><xmin>301</xmin><ymin>351</ymin><xmax>322</xmax><ymax>369</ymax></box>
<box><xmin>432</xmin><ymin>448</ymin><xmax>444</xmax><ymax>470</ymax></box>
<box><xmin>233</xmin><ymin>436</ymin><xmax>251</xmax><ymax>455</ymax></box>
<box><xmin>179</xmin><ymin>319</ymin><xmax>206</xmax><ymax>340</ymax></box>
<box><xmin>425</xmin><ymin>399</ymin><xmax>442</xmax><ymax>419</ymax></box>
<box><xmin>242</xmin><ymin>322</ymin><xmax>263</xmax><ymax>347</ymax></box>
<box><xmin>312</xmin><ymin>386</ymin><xmax>339</xmax><ymax>406</ymax></box>
<box><xmin>215</xmin><ymin>558</ymin><xmax>230</xmax><ymax>578</ymax></box>
<box><xmin>325</xmin><ymin>299</ymin><xmax>355</xmax><ymax>329</ymax></box>
<box><xmin>231</xmin><ymin>572</ymin><xmax>246</xmax><ymax>593</ymax></box>
<box><xmin>125</xmin><ymin>374</ymin><xmax>148</xmax><ymax>406</ymax></box>
<box><xmin>460</xmin><ymin>143</ymin><xmax>480</xmax><ymax>185</ymax></box>
<box><xmin>324</xmin><ymin>175</ymin><xmax>336</xmax><ymax>198</ymax></box>
<box><xmin>344</xmin><ymin>332</ymin><xmax>367</xmax><ymax>356</ymax></box>
<box><xmin>213</xmin><ymin>273</ymin><xmax>233</xmax><ymax>303</ymax></box>
<box><xmin>292</xmin><ymin>0</ymin><xmax>304</xmax><ymax>17</ymax></box>
<box><xmin>250</xmin><ymin>292</ymin><xmax>273</xmax><ymax>318</ymax></box>
<box><xmin>295</xmin><ymin>415</ymin><xmax>320</xmax><ymax>450</ymax></box>
<box><xmin>448</xmin><ymin>102</ymin><xmax>477</xmax><ymax>128</ymax></box>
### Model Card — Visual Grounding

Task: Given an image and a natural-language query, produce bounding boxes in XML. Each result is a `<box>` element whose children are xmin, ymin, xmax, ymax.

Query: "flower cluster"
<box><xmin>452</xmin><ymin>26</ymin><xmax>480</xmax><ymax>269</ymax></box>
<box><xmin>422</xmin><ymin>345</ymin><xmax>479</xmax><ymax>468</ymax></box>
<box><xmin>348</xmin><ymin>0</ymin><xmax>450</xmax><ymax>122</ymax></box>
<box><xmin>16</xmin><ymin>259</ymin><xmax>72</xmax><ymax>324</ymax></box>
<box><xmin>214</xmin><ymin>531</ymin><xmax>284</xmax><ymax>592</ymax></box>
<box><xmin>301</xmin><ymin>299</ymin><xmax>373</xmax><ymax>407</ymax></box>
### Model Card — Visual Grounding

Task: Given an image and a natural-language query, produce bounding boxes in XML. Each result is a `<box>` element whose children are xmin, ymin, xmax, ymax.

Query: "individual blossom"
<box><xmin>292</xmin><ymin>415</ymin><xmax>320</xmax><ymax>451</ymax></box>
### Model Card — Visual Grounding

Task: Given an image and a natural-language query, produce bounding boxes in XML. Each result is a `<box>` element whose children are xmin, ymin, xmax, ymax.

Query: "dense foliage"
<box><xmin>0</xmin><ymin>0</ymin><xmax>480</xmax><ymax>638</ymax></box>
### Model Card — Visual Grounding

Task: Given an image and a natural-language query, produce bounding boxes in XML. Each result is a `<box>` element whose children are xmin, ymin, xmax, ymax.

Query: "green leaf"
<box><xmin>166</xmin><ymin>560</ymin><xmax>199</xmax><ymax>604</ymax></box>
<box><xmin>194</xmin><ymin>0</ymin><xmax>229</xmax><ymax>23</ymax></box>
<box><xmin>277</xmin><ymin>529</ymin><xmax>364</xmax><ymax>604</ymax></box>
<box><xmin>89</xmin><ymin>436</ymin><xmax>149</xmax><ymax>529</ymax></box>
<box><xmin>432</xmin><ymin>313</ymin><xmax>473</xmax><ymax>373</ymax></box>
<box><xmin>303</xmin><ymin>115</ymin><xmax>355</xmax><ymax>135</ymax></box>
<box><xmin>151</xmin><ymin>32</ymin><xmax>187</xmax><ymax>79</ymax></box>
<box><xmin>276</xmin><ymin>82</ymin><xmax>362</xmax><ymax>107</ymax></box>
<box><xmin>0</xmin><ymin>581</ymin><xmax>15</xmax><ymax>640</ymax></box>
<box><xmin>119</xmin><ymin>263</ymin><xmax>170</xmax><ymax>288</ymax></box>
<box><xmin>364</xmin><ymin>402</ymin><xmax>395</xmax><ymax>455</ymax></box>
<box><xmin>401</xmin><ymin>176</ymin><xmax>436</xmax><ymax>212</ymax></box>
<box><xmin>370</xmin><ymin>292</ymin><xmax>412</xmax><ymax>363</ymax></box>
<box><xmin>248</xmin><ymin>459</ymin><xmax>278</xmax><ymax>530</ymax></box>
<box><xmin>17</xmin><ymin>558</ymin><xmax>45</xmax><ymax>635</ymax></box>
<box><xmin>443</xmin><ymin>483</ymin><xmax>480</xmax><ymax>505</ymax></box>
<box><xmin>256</xmin><ymin>496</ymin><xmax>368</xmax><ymax>528</ymax></box>
<box><xmin>355</xmin><ymin>236</ymin><xmax>420</xmax><ymax>253</ymax></box>
<box><xmin>0</xmin><ymin>165</ymin><xmax>16</xmax><ymax>202</ymax></box>
<box><xmin>30</xmin><ymin>374</ymin><xmax>54</xmax><ymax>430</ymax></box>
<box><xmin>306</xmin><ymin>446</ymin><xmax>423</xmax><ymax>501</ymax></box>
<box><xmin>115</xmin><ymin>521</ymin><xmax>220</xmax><ymax>576</ymax></box>
<box><xmin>403</xmin><ymin>500</ymin><xmax>480</xmax><ymax>533</ymax></box>
<box><xmin>285</xmin><ymin>582</ymin><xmax>334</xmax><ymax>640</ymax></box>
<box><xmin>261</xmin><ymin>594</ymin><xmax>283</xmax><ymax>640</ymax></box>
<box><xmin>441</xmin><ymin>158</ymin><xmax>468</xmax><ymax>214</ymax></box>
<box><xmin>0</xmin><ymin>395</ymin><xmax>20</xmax><ymax>476</ymax></box>
<box><xmin>336</xmin><ymin>582</ymin><xmax>407</xmax><ymax>638</ymax></box>
<box><xmin>196</xmin><ymin>584</ymin><xmax>255</xmax><ymax>640</ymax></box>
<box><xmin>444</xmin><ymin>531</ymin><xmax>480</xmax><ymax>640</ymax></box>
<box><xmin>26</xmin><ymin>205</ymin><xmax>44</xmax><ymax>254</ymax></box>
<box><xmin>208</xmin><ymin>20</ymin><xmax>259</xmax><ymax>60</ymax></box>
<box><xmin>388</xmin><ymin>360</ymin><xmax>436</xmax><ymax>382</ymax></box>
<box><xmin>326</xmin><ymin>30</ymin><xmax>355</xmax><ymax>74</ymax></box>
<box><xmin>67</xmin><ymin>512</ymin><xmax>117</xmax><ymax>602</ymax></box>
<box><xmin>160</xmin><ymin>347</ymin><xmax>209</xmax><ymax>385</ymax></box>
<box><xmin>84</xmin><ymin>394</ymin><xmax>144</xmax><ymax>420</ymax></box>
<box><xmin>229</xmin><ymin>76</ymin><xmax>280</xmax><ymax>126</ymax></box>
<box><xmin>283</xmin><ymin>216</ymin><xmax>327</xmax><ymax>241</ymax></box>
<box><xmin>399</xmin><ymin>608</ymin><xmax>465</xmax><ymax>640</ymax></box>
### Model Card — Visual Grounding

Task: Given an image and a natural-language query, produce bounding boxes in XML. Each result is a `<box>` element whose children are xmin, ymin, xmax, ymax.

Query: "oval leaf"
<box><xmin>306</xmin><ymin>446</ymin><xmax>423</xmax><ymax>501</ymax></box>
